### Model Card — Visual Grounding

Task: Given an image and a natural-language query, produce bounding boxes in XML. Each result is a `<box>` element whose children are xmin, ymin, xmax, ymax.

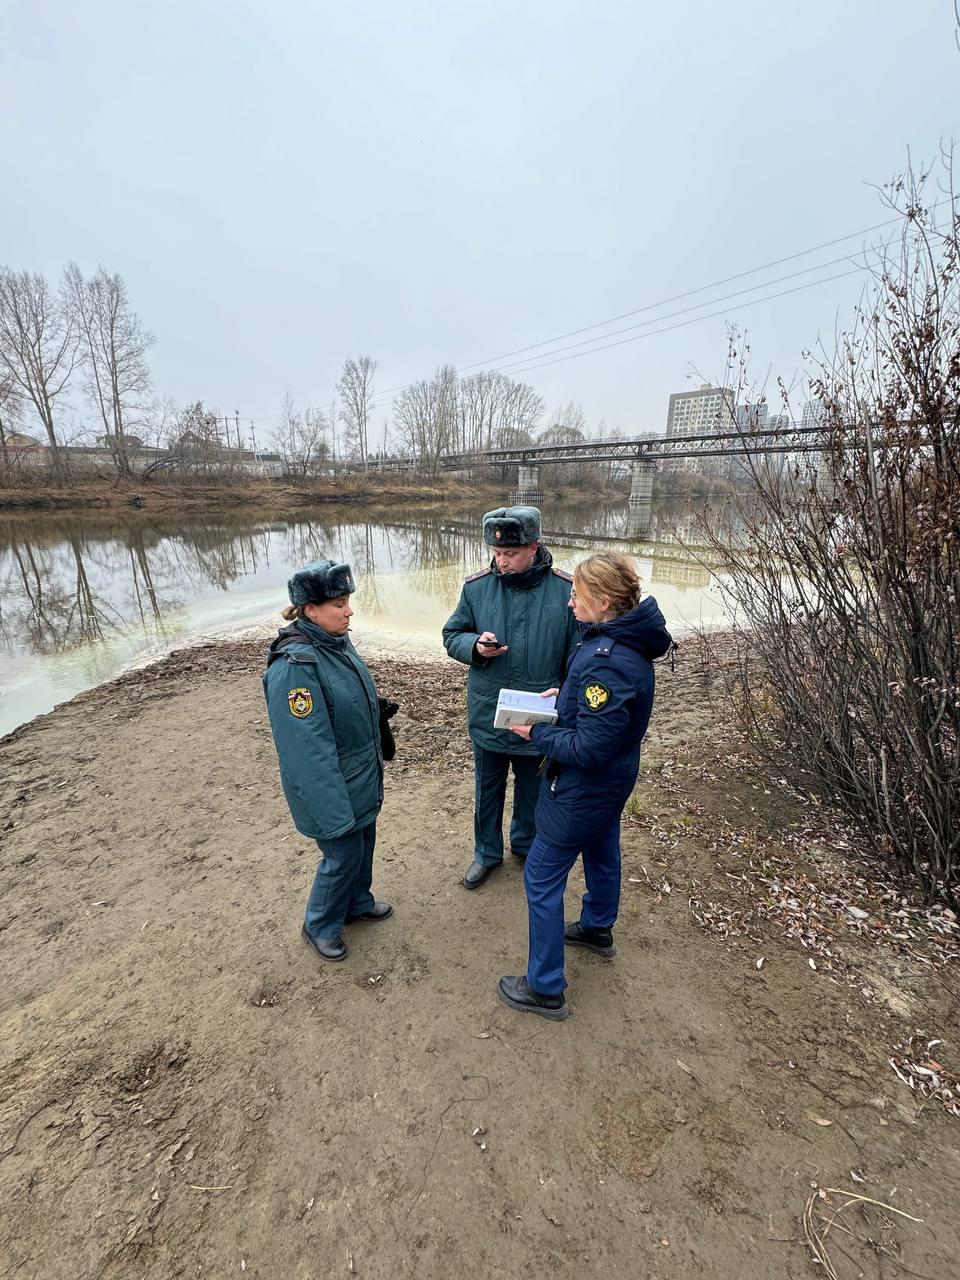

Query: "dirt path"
<box><xmin>1</xmin><ymin>639</ymin><xmax>958</xmax><ymax>1278</ymax></box>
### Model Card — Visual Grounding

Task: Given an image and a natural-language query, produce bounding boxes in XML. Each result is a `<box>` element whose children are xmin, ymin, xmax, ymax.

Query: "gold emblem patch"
<box><xmin>288</xmin><ymin>687</ymin><xmax>314</xmax><ymax>718</ymax></box>
<box><xmin>584</xmin><ymin>682</ymin><xmax>610</xmax><ymax>711</ymax></box>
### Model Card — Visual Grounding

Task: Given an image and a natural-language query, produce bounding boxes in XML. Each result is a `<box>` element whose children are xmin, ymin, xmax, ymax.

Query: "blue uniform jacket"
<box><xmin>263</xmin><ymin>618</ymin><xmax>383</xmax><ymax>841</ymax></box>
<box><xmin>530</xmin><ymin>596</ymin><xmax>672</xmax><ymax>846</ymax></box>
<box><xmin>442</xmin><ymin>547</ymin><xmax>580</xmax><ymax>755</ymax></box>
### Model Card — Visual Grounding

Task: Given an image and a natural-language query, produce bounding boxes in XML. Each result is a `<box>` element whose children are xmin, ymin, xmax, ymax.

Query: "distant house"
<box><xmin>1</xmin><ymin>430</ymin><xmax>46</xmax><ymax>467</ymax></box>
<box><xmin>4</xmin><ymin>430</ymin><xmax>44</xmax><ymax>450</ymax></box>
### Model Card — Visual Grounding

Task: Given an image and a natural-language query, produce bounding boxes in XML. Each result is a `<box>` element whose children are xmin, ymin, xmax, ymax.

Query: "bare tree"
<box><xmin>393</xmin><ymin>365</ymin><xmax>459</xmax><ymax>473</ymax></box>
<box><xmin>167</xmin><ymin>400</ymin><xmax>224</xmax><ymax>474</ymax></box>
<box><xmin>459</xmin><ymin>370</ymin><xmax>508</xmax><ymax>452</ymax></box>
<box><xmin>63</xmin><ymin>263</ymin><xmax>154</xmax><ymax>478</ymax></box>
<box><xmin>338</xmin><ymin>356</ymin><xmax>377</xmax><ymax>467</ymax></box>
<box><xmin>0</xmin><ymin>268</ymin><xmax>78</xmax><ymax>474</ymax></box>
<box><xmin>142</xmin><ymin>395</ymin><xmax>178</xmax><ymax>450</ymax></box>
<box><xmin>274</xmin><ymin>392</ymin><xmax>330</xmax><ymax>478</ymax></box>
<box><xmin>538</xmin><ymin>402</ymin><xmax>597</xmax><ymax>488</ymax></box>
<box><xmin>542</xmin><ymin>402</ymin><xmax>587</xmax><ymax>440</ymax></box>
<box><xmin>0</xmin><ymin>371</ymin><xmax>24</xmax><ymax>470</ymax></box>
<box><xmin>700</xmin><ymin>160</ymin><xmax>960</xmax><ymax>904</ymax></box>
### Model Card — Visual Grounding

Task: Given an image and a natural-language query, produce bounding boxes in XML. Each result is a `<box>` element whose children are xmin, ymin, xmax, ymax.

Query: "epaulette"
<box><xmin>552</xmin><ymin>567</ymin><xmax>574</xmax><ymax>582</ymax></box>
<box><xmin>464</xmin><ymin>567</ymin><xmax>492</xmax><ymax>583</ymax></box>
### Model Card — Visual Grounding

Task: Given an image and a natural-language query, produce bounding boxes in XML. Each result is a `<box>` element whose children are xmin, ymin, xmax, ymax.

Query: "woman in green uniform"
<box><xmin>263</xmin><ymin>559</ymin><xmax>393</xmax><ymax>962</ymax></box>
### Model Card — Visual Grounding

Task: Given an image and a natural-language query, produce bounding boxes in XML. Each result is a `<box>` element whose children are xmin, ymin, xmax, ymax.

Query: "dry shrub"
<box><xmin>705</xmin><ymin>160</ymin><xmax>959</xmax><ymax>905</ymax></box>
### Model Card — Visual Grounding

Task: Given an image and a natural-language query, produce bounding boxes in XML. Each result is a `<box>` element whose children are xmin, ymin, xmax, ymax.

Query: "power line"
<box><xmin>504</xmin><ymin>266</ymin><xmax>867</xmax><ymax>377</ymax></box>
<box><xmin>245</xmin><ymin>203</ymin><xmax>935</xmax><ymax>424</ymax></box>
<box><xmin>365</xmin><ymin>208</ymin><xmax>909</xmax><ymax>407</ymax></box>
<box><xmin>482</xmin><ymin>251</ymin><xmax>871</xmax><ymax>378</ymax></box>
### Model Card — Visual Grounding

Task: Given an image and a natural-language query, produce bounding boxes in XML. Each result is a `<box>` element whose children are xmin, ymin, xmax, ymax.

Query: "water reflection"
<box><xmin>0</xmin><ymin>499</ymin><xmax>732</xmax><ymax>735</ymax></box>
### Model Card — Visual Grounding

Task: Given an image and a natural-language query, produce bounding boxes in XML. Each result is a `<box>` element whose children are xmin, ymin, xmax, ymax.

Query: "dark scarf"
<box><xmin>490</xmin><ymin>544</ymin><xmax>553</xmax><ymax>591</ymax></box>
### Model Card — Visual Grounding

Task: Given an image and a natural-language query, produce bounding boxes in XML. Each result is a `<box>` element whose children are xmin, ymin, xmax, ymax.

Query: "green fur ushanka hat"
<box><xmin>482</xmin><ymin>506</ymin><xmax>541</xmax><ymax>547</ymax></box>
<box><xmin>287</xmin><ymin>559</ymin><xmax>356</xmax><ymax>605</ymax></box>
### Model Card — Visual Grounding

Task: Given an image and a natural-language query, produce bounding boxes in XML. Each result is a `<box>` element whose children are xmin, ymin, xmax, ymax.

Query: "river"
<box><xmin>0</xmin><ymin>497</ymin><xmax>735</xmax><ymax>736</ymax></box>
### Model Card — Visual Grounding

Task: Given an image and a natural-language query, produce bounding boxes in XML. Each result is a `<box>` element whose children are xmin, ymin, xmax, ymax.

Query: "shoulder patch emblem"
<box><xmin>288</xmin><ymin>687</ymin><xmax>314</xmax><ymax>718</ymax></box>
<box><xmin>552</xmin><ymin>567</ymin><xmax>574</xmax><ymax>582</ymax></box>
<box><xmin>583</xmin><ymin>682</ymin><xmax>610</xmax><ymax>711</ymax></box>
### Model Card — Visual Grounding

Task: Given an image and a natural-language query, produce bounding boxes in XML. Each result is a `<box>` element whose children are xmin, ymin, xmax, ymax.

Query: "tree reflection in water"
<box><xmin>0</xmin><ymin>498</ymin><xmax>729</xmax><ymax>673</ymax></box>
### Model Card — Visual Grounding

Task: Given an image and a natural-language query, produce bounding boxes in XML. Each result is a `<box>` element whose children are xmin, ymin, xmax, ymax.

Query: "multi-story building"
<box><xmin>664</xmin><ymin>384</ymin><xmax>737</xmax><ymax>477</ymax></box>
<box><xmin>727</xmin><ymin>402</ymin><xmax>793</xmax><ymax>486</ymax></box>
<box><xmin>797</xmin><ymin>399</ymin><xmax>831</xmax><ymax>488</ymax></box>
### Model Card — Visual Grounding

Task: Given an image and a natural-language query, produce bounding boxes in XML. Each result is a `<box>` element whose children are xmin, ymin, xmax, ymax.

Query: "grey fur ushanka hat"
<box><xmin>287</xmin><ymin>559</ymin><xmax>356</xmax><ymax>605</ymax></box>
<box><xmin>482</xmin><ymin>506</ymin><xmax>541</xmax><ymax>547</ymax></box>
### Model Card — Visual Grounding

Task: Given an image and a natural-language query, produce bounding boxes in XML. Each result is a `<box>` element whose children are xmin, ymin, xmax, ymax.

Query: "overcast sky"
<box><xmin>2</xmin><ymin>1</ymin><xmax>957</xmax><ymax>442</ymax></box>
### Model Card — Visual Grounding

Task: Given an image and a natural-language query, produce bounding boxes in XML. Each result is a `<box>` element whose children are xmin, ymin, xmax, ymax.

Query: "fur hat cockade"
<box><xmin>482</xmin><ymin>506</ymin><xmax>541</xmax><ymax>547</ymax></box>
<box><xmin>287</xmin><ymin>559</ymin><xmax>356</xmax><ymax>606</ymax></box>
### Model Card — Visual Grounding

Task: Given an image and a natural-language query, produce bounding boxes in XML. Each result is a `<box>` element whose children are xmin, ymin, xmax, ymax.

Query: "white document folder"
<box><xmin>493</xmin><ymin>688</ymin><xmax>558</xmax><ymax>729</ymax></box>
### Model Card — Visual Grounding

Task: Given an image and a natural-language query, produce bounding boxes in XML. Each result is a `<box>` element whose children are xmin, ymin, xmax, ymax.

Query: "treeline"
<box><xmin>278</xmin><ymin>359</ymin><xmax>628</xmax><ymax>487</ymax></box>
<box><xmin>0</xmin><ymin>261</ymin><xmax>630</xmax><ymax>488</ymax></box>
<box><xmin>0</xmin><ymin>265</ymin><xmax>160</xmax><ymax>477</ymax></box>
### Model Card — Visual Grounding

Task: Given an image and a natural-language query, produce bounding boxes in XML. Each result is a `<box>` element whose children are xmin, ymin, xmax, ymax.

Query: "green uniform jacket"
<box><xmin>442</xmin><ymin>548</ymin><xmax>580</xmax><ymax>755</ymax></box>
<box><xmin>263</xmin><ymin>618</ymin><xmax>383</xmax><ymax>841</ymax></box>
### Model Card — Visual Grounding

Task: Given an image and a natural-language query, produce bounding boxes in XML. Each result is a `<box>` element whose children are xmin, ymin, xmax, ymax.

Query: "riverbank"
<box><xmin>1</xmin><ymin>637</ymin><xmax>958</xmax><ymax>1278</ymax></box>
<box><xmin>0</xmin><ymin>474</ymin><xmax>623</xmax><ymax>515</ymax></box>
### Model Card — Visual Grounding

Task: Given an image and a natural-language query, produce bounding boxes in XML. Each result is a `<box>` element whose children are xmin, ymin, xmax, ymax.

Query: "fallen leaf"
<box><xmin>756</xmin><ymin>957</ymin><xmax>765</xmax><ymax>970</ymax></box>
<box><xmin>543</xmin><ymin>1210</ymin><xmax>562</xmax><ymax>1228</ymax></box>
<box><xmin>809</xmin><ymin>1115</ymin><xmax>833</xmax><ymax>1127</ymax></box>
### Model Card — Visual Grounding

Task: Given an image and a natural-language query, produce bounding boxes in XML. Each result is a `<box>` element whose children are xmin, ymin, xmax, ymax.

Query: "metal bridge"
<box><xmin>374</xmin><ymin>424</ymin><xmax>827</xmax><ymax>502</ymax></box>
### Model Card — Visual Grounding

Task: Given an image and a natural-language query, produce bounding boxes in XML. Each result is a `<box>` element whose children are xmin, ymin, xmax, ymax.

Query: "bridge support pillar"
<box><xmin>629</xmin><ymin>459</ymin><xmax>656</xmax><ymax>505</ymax></box>
<box><xmin>514</xmin><ymin>464</ymin><xmax>542</xmax><ymax>506</ymax></box>
<box><xmin>626</xmin><ymin>498</ymin><xmax>653</xmax><ymax>540</ymax></box>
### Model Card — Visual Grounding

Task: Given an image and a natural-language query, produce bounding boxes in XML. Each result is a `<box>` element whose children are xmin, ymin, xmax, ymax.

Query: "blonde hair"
<box><xmin>281</xmin><ymin>603</ymin><xmax>305</xmax><ymax>622</ymax></box>
<box><xmin>573</xmin><ymin>552</ymin><xmax>642</xmax><ymax>618</ymax></box>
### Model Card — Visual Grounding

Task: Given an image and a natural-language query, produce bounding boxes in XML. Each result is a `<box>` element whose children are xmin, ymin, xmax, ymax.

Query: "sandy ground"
<box><xmin>1</xmin><ymin>637</ymin><xmax>959</xmax><ymax>1279</ymax></box>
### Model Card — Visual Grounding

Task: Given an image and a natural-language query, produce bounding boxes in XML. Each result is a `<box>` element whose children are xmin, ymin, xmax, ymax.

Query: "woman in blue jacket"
<box><xmin>264</xmin><ymin>559</ymin><xmax>393</xmax><ymax>963</ymax></box>
<box><xmin>498</xmin><ymin>552</ymin><xmax>672</xmax><ymax>1020</ymax></box>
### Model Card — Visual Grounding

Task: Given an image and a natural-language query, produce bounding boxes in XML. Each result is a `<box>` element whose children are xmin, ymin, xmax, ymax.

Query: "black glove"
<box><xmin>378</xmin><ymin>697</ymin><xmax>399</xmax><ymax>761</ymax></box>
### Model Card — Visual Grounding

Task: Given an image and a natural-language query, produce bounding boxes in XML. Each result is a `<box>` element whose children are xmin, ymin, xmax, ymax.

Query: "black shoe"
<box><xmin>510</xmin><ymin>847</ymin><xmax>528</xmax><ymax>861</ymax></box>
<box><xmin>497</xmin><ymin>975</ymin><xmax>569</xmax><ymax>1021</ymax></box>
<box><xmin>301</xmin><ymin>925</ymin><xmax>348</xmax><ymax>962</ymax></box>
<box><xmin>564</xmin><ymin>921</ymin><xmax>616</xmax><ymax>957</ymax></box>
<box><xmin>346</xmin><ymin>901</ymin><xmax>393</xmax><ymax>923</ymax></box>
<box><xmin>463</xmin><ymin>860</ymin><xmax>500</xmax><ymax>889</ymax></box>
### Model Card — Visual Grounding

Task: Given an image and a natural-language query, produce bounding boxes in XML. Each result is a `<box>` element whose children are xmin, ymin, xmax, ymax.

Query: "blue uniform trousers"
<box><xmin>304</xmin><ymin>821</ymin><xmax>377</xmax><ymax>940</ymax></box>
<box><xmin>523</xmin><ymin>818</ymin><xmax>622</xmax><ymax>994</ymax></box>
<box><xmin>473</xmin><ymin>744</ymin><xmax>542</xmax><ymax>867</ymax></box>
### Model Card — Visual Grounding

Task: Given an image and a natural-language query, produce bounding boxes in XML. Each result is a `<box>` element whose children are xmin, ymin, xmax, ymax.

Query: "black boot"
<box><xmin>301</xmin><ymin>926</ymin><xmax>348</xmax><ymax>962</ymax></box>
<box><xmin>463</xmin><ymin>860</ymin><xmax>499</xmax><ymax>889</ymax></box>
<box><xmin>497</xmin><ymin>975</ymin><xmax>569</xmax><ymax>1021</ymax></box>
<box><xmin>564</xmin><ymin>921</ymin><xmax>616</xmax><ymax>957</ymax></box>
<box><xmin>346</xmin><ymin>901</ymin><xmax>393</xmax><ymax>923</ymax></box>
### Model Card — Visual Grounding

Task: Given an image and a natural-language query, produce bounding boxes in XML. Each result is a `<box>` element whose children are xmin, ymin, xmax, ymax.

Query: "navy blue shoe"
<box><xmin>497</xmin><ymin>975</ymin><xmax>569</xmax><ymax>1021</ymax></box>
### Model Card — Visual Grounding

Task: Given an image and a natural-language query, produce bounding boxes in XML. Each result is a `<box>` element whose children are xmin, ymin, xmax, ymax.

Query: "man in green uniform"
<box><xmin>443</xmin><ymin>507</ymin><xmax>579</xmax><ymax>888</ymax></box>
